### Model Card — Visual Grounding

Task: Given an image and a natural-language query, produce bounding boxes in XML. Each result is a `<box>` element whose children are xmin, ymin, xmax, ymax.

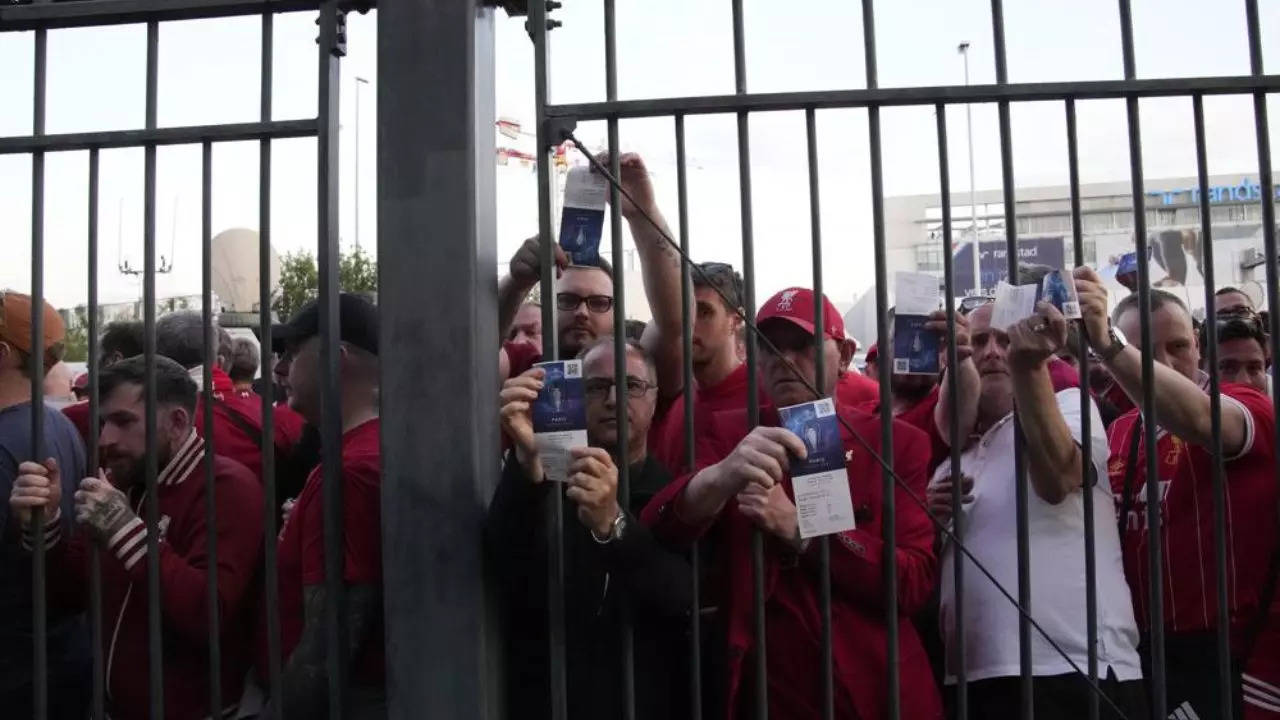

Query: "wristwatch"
<box><xmin>1097</xmin><ymin>323</ymin><xmax>1128</xmax><ymax>363</ymax></box>
<box><xmin>592</xmin><ymin>511</ymin><xmax>627</xmax><ymax>545</ymax></box>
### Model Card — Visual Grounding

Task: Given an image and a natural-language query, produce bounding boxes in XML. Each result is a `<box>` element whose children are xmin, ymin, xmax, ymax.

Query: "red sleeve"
<box><xmin>502</xmin><ymin>340</ymin><xmax>542</xmax><ymax>380</ymax></box>
<box><xmin>1222</xmin><ymin>383</ymin><xmax>1276</xmax><ymax>463</ymax></box>
<box><xmin>640</xmin><ymin>408</ymin><xmax>743</xmax><ymax>545</ymax></box>
<box><xmin>113</xmin><ymin>462</ymin><xmax>265</xmax><ymax>648</ymax></box>
<box><xmin>301</xmin><ymin>457</ymin><xmax>382</xmax><ymax>585</ymax></box>
<box><xmin>809</xmin><ymin>421</ymin><xmax>938</xmax><ymax>616</ymax></box>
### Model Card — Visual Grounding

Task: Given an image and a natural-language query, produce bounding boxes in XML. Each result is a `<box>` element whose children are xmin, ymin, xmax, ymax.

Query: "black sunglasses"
<box><xmin>959</xmin><ymin>295</ymin><xmax>995</xmax><ymax>315</ymax></box>
<box><xmin>556</xmin><ymin>293</ymin><xmax>614</xmax><ymax>313</ymax></box>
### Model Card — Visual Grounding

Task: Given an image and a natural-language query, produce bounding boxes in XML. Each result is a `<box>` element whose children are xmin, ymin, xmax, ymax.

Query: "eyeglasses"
<box><xmin>556</xmin><ymin>292</ymin><xmax>614</xmax><ymax>313</ymax></box>
<box><xmin>583</xmin><ymin>376</ymin><xmax>657</xmax><ymax>400</ymax></box>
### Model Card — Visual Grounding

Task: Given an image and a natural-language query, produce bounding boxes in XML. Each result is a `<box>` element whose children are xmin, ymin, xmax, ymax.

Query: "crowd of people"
<box><xmin>1</xmin><ymin>290</ymin><xmax>383</xmax><ymax>719</ymax></box>
<box><xmin>490</xmin><ymin>152</ymin><xmax>1279</xmax><ymax>719</ymax></box>
<box><xmin>0</xmin><ymin>148</ymin><xmax>1277</xmax><ymax>720</ymax></box>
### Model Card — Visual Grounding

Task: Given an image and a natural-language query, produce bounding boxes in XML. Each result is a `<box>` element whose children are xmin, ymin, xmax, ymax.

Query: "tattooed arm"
<box><xmin>601</xmin><ymin>152</ymin><xmax>686</xmax><ymax>403</ymax></box>
<box><xmin>270</xmin><ymin>583</ymin><xmax>383</xmax><ymax>719</ymax></box>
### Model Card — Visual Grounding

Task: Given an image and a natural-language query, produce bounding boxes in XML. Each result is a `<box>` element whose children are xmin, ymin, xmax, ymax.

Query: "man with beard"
<box><xmin>10</xmin><ymin>355</ymin><xmax>263</xmax><ymax>720</ymax></box>
<box><xmin>489</xmin><ymin>337</ymin><xmax>693</xmax><ymax>718</ymax></box>
<box><xmin>498</xmin><ymin>153</ymin><xmax>683</xmax><ymax>385</ymax></box>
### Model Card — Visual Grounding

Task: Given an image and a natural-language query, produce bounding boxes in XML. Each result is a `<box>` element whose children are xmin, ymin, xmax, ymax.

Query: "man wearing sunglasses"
<box><xmin>490</xmin><ymin>337</ymin><xmax>693</xmax><ymax>719</ymax></box>
<box><xmin>1073</xmin><ymin>267</ymin><xmax>1279</xmax><ymax>719</ymax></box>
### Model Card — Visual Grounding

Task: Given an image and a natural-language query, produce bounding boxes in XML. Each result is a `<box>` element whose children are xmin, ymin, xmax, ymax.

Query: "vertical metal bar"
<box><xmin>142</xmin><ymin>19</ymin><xmax>166</xmax><ymax>719</ymax></box>
<box><xmin>531</xmin><ymin>1</ymin><xmax>567</xmax><ymax>717</ymax></box>
<box><xmin>675</xmin><ymin>112</ymin><xmax>702</xmax><ymax>720</ymax></box>
<box><xmin>258</xmin><ymin>12</ymin><xmax>284</xmax><ymax>717</ymax></box>
<box><xmin>602</xmin><ymin>2</ymin><xmax>635</xmax><ymax>717</ymax></box>
<box><xmin>1192</xmin><ymin>92</ymin><xmax>1235</xmax><ymax>720</ymax></box>
<box><xmin>988</xmin><ymin>3</ymin><xmax>1032</xmax><ymax>716</ymax></box>
<box><xmin>1243</xmin><ymin>6</ymin><xmax>1280</xmax><ymax>671</ymax></box>
<box><xmin>87</xmin><ymin>147</ymin><xmax>106</xmax><ymax>720</ymax></box>
<box><xmin>377</xmin><ymin>1</ymin><xmax>500</xmax><ymax>713</ymax></box>
<box><xmin>29</xmin><ymin>22</ymin><xmax>48</xmax><ymax>720</ymax></box>
<box><xmin>1064</xmin><ymin>98</ymin><xmax>1100</xmax><ymax>720</ymax></box>
<box><xmin>316</xmin><ymin>3</ymin><xmax>346</xmax><ymax>717</ymax></box>
<box><xmin>1115</xmin><ymin>3</ymin><xmax>1165</xmax><ymax>718</ymax></box>
<box><xmin>935</xmin><ymin>103</ymin><xmax>967</xmax><ymax>720</ymax></box>
<box><xmin>730</xmin><ymin>1</ymin><xmax>765</xmax><ymax>716</ymax></box>
<box><xmin>860</xmin><ymin>1</ymin><xmax>899</xmax><ymax>717</ymax></box>
<box><xmin>200</xmin><ymin>140</ymin><xmax>223</xmax><ymax>719</ymax></box>
<box><xmin>804</xmin><ymin>107</ymin><xmax>835</xmax><ymax>720</ymax></box>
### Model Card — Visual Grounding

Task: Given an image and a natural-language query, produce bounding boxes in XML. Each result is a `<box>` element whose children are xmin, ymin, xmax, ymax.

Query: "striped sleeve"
<box><xmin>106</xmin><ymin>517</ymin><xmax>149</xmax><ymax>571</ymax></box>
<box><xmin>20</xmin><ymin>509</ymin><xmax>63</xmax><ymax>551</ymax></box>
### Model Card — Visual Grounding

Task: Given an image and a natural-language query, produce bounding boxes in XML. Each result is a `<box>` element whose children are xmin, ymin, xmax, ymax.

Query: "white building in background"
<box><xmin>844</xmin><ymin>172</ymin><xmax>1277</xmax><ymax>347</ymax></box>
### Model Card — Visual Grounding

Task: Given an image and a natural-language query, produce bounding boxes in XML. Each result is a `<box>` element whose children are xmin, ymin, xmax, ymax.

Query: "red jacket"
<box><xmin>641</xmin><ymin>402</ymin><xmax>942</xmax><ymax>720</ymax></box>
<box><xmin>195</xmin><ymin>366</ymin><xmax>305</xmax><ymax>482</ymax></box>
<box><xmin>29</xmin><ymin>432</ymin><xmax>264</xmax><ymax>720</ymax></box>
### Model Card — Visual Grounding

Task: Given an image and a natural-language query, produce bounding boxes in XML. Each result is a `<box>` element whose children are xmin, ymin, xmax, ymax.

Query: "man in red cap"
<box><xmin>0</xmin><ymin>290</ymin><xmax>89</xmax><ymax>718</ymax></box>
<box><xmin>642</xmin><ymin>287</ymin><xmax>942</xmax><ymax>720</ymax></box>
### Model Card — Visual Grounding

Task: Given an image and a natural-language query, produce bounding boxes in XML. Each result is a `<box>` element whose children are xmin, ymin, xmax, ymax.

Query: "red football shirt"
<box><xmin>272</xmin><ymin>418</ymin><xmax>384</xmax><ymax>685</ymax></box>
<box><xmin>650</xmin><ymin>363</ymin><xmax>771</xmax><ymax>476</ymax></box>
<box><xmin>1107</xmin><ymin>383</ymin><xmax>1278</xmax><ymax>640</ymax></box>
<box><xmin>835</xmin><ymin>369</ymin><xmax>880</xmax><ymax>408</ymax></box>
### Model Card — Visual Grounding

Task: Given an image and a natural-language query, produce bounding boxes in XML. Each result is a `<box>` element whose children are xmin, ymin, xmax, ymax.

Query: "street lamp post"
<box><xmin>355</xmin><ymin>76</ymin><xmax>370</xmax><ymax>253</ymax></box>
<box><xmin>958</xmin><ymin>41</ymin><xmax>980</xmax><ymax>296</ymax></box>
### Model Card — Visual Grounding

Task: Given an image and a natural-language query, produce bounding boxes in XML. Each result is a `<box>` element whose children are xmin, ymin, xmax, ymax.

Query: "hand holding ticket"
<box><xmin>532</xmin><ymin>360</ymin><xmax>589</xmax><ymax>483</ymax></box>
<box><xmin>778</xmin><ymin>398</ymin><xmax>856</xmax><ymax>539</ymax></box>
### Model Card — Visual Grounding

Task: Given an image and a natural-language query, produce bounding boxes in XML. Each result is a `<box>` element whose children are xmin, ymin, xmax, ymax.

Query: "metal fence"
<box><xmin>3</xmin><ymin>0</ymin><xmax>1279</xmax><ymax>719</ymax></box>
<box><xmin>527</xmin><ymin>1</ymin><xmax>1280</xmax><ymax>720</ymax></box>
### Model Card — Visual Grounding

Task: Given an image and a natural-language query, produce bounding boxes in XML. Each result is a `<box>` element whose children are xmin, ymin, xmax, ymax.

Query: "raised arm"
<box><xmin>601</xmin><ymin>153</ymin><xmax>686</xmax><ymax>400</ymax></box>
<box><xmin>497</xmin><ymin>236</ymin><xmax>568</xmax><ymax>342</ymax></box>
<box><xmin>1074</xmin><ymin>266</ymin><xmax>1250</xmax><ymax>455</ymax></box>
<box><xmin>1007</xmin><ymin>303</ymin><xmax>1086</xmax><ymax>504</ymax></box>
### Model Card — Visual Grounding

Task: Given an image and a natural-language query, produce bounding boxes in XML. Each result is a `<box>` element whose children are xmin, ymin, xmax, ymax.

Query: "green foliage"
<box><xmin>272</xmin><ymin>246</ymin><xmax>377</xmax><ymax>321</ymax></box>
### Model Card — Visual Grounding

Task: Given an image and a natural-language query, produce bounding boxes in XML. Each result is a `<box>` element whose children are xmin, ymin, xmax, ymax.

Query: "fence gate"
<box><xmin>524</xmin><ymin>2</ymin><xmax>1280</xmax><ymax>720</ymax></box>
<box><xmin>0</xmin><ymin>0</ymin><xmax>504</xmax><ymax>718</ymax></box>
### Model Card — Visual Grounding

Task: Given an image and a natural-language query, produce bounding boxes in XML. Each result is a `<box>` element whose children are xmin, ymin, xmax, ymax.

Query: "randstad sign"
<box><xmin>1147</xmin><ymin>178</ymin><xmax>1280</xmax><ymax>206</ymax></box>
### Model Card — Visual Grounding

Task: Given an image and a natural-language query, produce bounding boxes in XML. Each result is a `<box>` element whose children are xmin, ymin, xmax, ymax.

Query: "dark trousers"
<box><xmin>948</xmin><ymin>670</ymin><xmax>1147</xmax><ymax>720</ymax></box>
<box><xmin>1143</xmin><ymin>631</ymin><xmax>1244</xmax><ymax>720</ymax></box>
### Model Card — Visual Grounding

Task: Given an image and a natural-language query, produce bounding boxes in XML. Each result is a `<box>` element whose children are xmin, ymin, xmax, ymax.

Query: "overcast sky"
<box><xmin>1</xmin><ymin>1</ymin><xmax>1278</xmax><ymax>309</ymax></box>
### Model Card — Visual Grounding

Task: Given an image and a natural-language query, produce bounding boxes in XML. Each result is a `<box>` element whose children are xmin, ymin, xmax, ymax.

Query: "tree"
<box><xmin>274</xmin><ymin>251</ymin><xmax>319</xmax><ymax>322</ymax></box>
<box><xmin>272</xmin><ymin>246</ymin><xmax>377</xmax><ymax>321</ymax></box>
<box><xmin>61</xmin><ymin>305</ymin><xmax>90</xmax><ymax>363</ymax></box>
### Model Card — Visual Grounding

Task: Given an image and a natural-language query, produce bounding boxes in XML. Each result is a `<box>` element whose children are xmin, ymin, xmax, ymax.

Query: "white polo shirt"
<box><xmin>933</xmin><ymin>387</ymin><xmax>1143</xmax><ymax>683</ymax></box>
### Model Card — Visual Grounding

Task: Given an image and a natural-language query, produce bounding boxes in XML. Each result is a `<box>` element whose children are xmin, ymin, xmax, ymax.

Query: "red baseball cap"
<box><xmin>756</xmin><ymin>287</ymin><xmax>846</xmax><ymax>342</ymax></box>
<box><xmin>865</xmin><ymin>342</ymin><xmax>878</xmax><ymax>364</ymax></box>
